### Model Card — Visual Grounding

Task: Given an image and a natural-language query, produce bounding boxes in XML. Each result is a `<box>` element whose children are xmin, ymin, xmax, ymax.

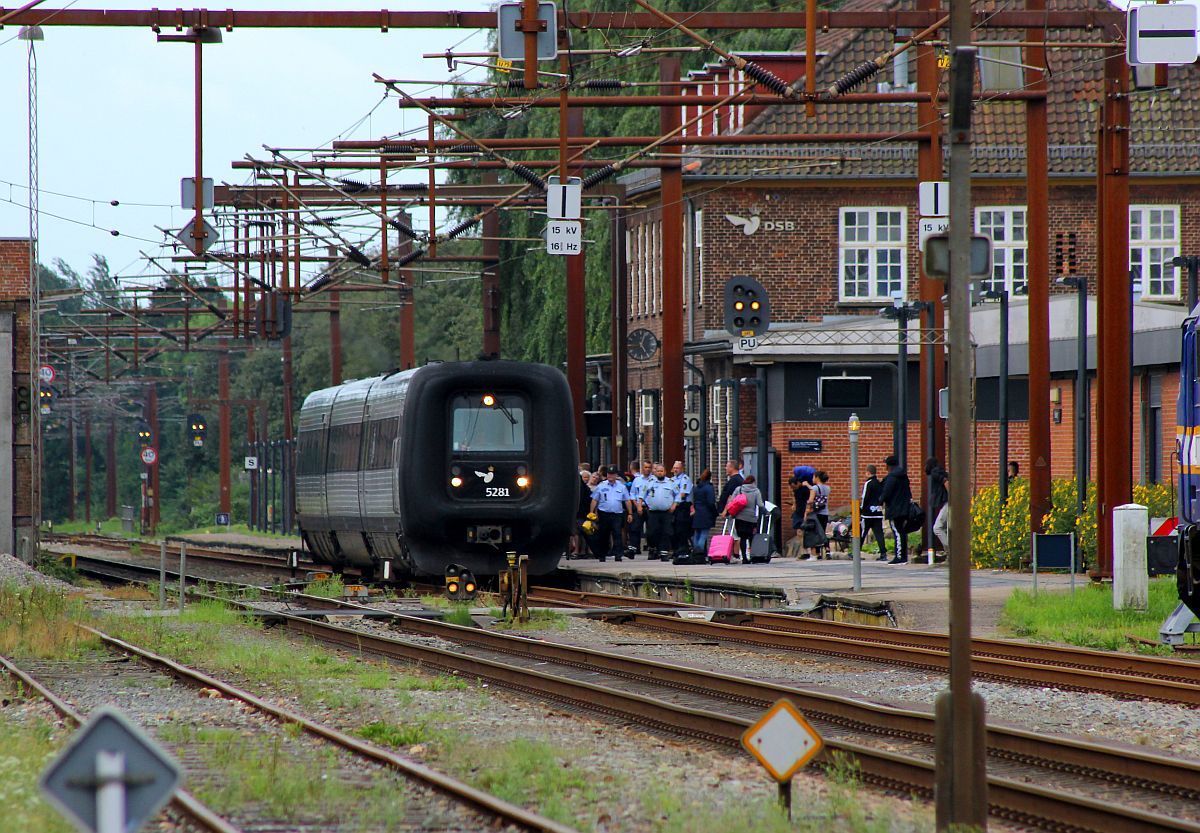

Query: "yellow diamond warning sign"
<box><xmin>741</xmin><ymin>699</ymin><xmax>823</xmax><ymax>782</ymax></box>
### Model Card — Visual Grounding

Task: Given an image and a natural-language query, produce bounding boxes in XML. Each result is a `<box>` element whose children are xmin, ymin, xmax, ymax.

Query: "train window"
<box><xmin>362</xmin><ymin>417</ymin><xmax>399</xmax><ymax>470</ymax></box>
<box><xmin>296</xmin><ymin>430</ymin><xmax>324</xmax><ymax>476</ymax></box>
<box><xmin>327</xmin><ymin>422</ymin><xmax>362</xmax><ymax>472</ymax></box>
<box><xmin>451</xmin><ymin>394</ymin><xmax>526</xmax><ymax>452</ymax></box>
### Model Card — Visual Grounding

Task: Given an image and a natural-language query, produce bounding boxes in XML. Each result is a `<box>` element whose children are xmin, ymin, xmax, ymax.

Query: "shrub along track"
<box><xmin>1</xmin><ymin>632</ymin><xmax>580</xmax><ymax>833</ymax></box>
<box><xmin>527</xmin><ymin>586</ymin><xmax>1200</xmax><ymax>706</ymax></box>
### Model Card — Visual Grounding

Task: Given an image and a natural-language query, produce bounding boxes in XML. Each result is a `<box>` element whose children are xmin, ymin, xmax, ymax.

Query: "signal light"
<box><xmin>724</xmin><ymin>275</ymin><xmax>770</xmax><ymax>338</ymax></box>
<box><xmin>482</xmin><ymin>393</ymin><xmax>496</xmax><ymax>407</ymax></box>
<box><xmin>516</xmin><ymin>475</ymin><xmax>530</xmax><ymax>488</ymax></box>
<box><xmin>136</xmin><ymin>419</ymin><xmax>152</xmax><ymax>443</ymax></box>
<box><xmin>450</xmin><ymin>476</ymin><xmax>464</xmax><ymax>488</ymax></box>
<box><xmin>188</xmin><ymin>412</ymin><xmax>208</xmax><ymax>448</ymax></box>
<box><xmin>445</xmin><ymin>565</ymin><xmax>478</xmax><ymax>602</ymax></box>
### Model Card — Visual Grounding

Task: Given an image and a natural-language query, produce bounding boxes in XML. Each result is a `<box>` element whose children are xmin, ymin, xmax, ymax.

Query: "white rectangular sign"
<box><xmin>684</xmin><ymin>412</ymin><xmax>701</xmax><ymax>438</ymax></box>
<box><xmin>1128</xmin><ymin>4</ymin><xmax>1199</xmax><ymax>66</ymax></box>
<box><xmin>918</xmin><ymin>217</ymin><xmax>949</xmax><ymax>252</ymax></box>
<box><xmin>545</xmin><ymin>220</ymin><xmax>583</xmax><ymax>255</ymax></box>
<box><xmin>546</xmin><ymin>175</ymin><xmax>583</xmax><ymax>220</ymax></box>
<box><xmin>244</xmin><ymin>456</ymin><xmax>259</xmax><ymax>470</ymax></box>
<box><xmin>918</xmin><ymin>180</ymin><xmax>950</xmax><ymax>217</ymax></box>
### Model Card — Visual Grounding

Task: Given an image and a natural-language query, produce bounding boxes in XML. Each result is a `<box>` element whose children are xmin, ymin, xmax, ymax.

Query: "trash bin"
<box><xmin>120</xmin><ymin>505</ymin><xmax>135</xmax><ymax>534</ymax></box>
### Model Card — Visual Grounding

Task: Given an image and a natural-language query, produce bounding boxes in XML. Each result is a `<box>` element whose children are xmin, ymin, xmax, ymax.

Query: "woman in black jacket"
<box><xmin>690</xmin><ymin>469</ymin><xmax>718</xmax><ymax>553</ymax></box>
<box><xmin>879</xmin><ymin>455</ymin><xmax>913</xmax><ymax>564</ymax></box>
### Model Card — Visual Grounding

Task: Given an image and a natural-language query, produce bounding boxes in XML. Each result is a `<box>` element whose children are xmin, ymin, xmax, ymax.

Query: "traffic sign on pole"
<box><xmin>173</xmin><ymin>217</ymin><xmax>218</xmax><ymax>255</ymax></box>
<box><xmin>544</xmin><ymin>220</ymin><xmax>583</xmax><ymax>255</ymax></box>
<box><xmin>741</xmin><ymin>699</ymin><xmax>823</xmax><ymax>782</ymax></box>
<box><xmin>1128</xmin><ymin>4</ymin><xmax>1199</xmax><ymax>66</ymax></box>
<box><xmin>39</xmin><ymin>364</ymin><xmax>56</xmax><ymax>383</ymax></box>
<box><xmin>40</xmin><ymin>707</ymin><xmax>182</xmax><ymax>833</ymax></box>
<box><xmin>140</xmin><ymin>447</ymin><xmax>158</xmax><ymax>466</ymax></box>
<box><xmin>546</xmin><ymin>175</ymin><xmax>583</xmax><ymax>220</ymax></box>
<box><xmin>918</xmin><ymin>180</ymin><xmax>950</xmax><ymax>217</ymax></box>
<box><xmin>683</xmin><ymin>412</ymin><xmax>701</xmax><ymax>438</ymax></box>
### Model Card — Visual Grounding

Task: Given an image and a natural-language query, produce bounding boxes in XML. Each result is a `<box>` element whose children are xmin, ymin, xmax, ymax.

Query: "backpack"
<box><xmin>812</xmin><ymin>484</ymin><xmax>829</xmax><ymax>512</ymax></box>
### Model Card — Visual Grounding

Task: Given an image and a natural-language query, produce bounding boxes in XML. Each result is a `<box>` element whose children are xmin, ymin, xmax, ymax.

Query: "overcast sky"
<box><xmin>0</xmin><ymin>1</ymin><xmax>493</xmax><ymax>282</ymax></box>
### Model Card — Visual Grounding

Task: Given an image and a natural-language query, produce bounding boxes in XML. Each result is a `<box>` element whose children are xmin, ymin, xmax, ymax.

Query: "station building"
<box><xmin>607</xmin><ymin>0</ymin><xmax>1196</xmax><ymax>521</ymax></box>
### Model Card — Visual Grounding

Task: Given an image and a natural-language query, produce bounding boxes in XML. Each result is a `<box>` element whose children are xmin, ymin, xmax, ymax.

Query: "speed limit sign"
<box><xmin>140</xmin><ymin>446</ymin><xmax>158</xmax><ymax>465</ymax></box>
<box><xmin>684</xmin><ymin>412</ymin><xmax>701</xmax><ymax>438</ymax></box>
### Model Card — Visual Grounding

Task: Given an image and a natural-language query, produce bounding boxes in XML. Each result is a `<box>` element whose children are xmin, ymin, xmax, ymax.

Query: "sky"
<box><xmin>0</xmin><ymin>1</ymin><xmax>494</xmax><ymax>283</ymax></box>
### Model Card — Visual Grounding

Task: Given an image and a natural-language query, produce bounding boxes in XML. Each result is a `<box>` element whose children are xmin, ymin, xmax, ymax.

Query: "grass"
<box><xmin>33</xmin><ymin>552</ymin><xmax>79</xmax><ymax>585</ymax></box>
<box><xmin>303</xmin><ymin>575</ymin><xmax>345</xmax><ymax>599</ymax></box>
<box><xmin>355</xmin><ymin>718</ymin><xmax>439</xmax><ymax>748</ymax></box>
<box><xmin>999</xmin><ymin>578</ymin><xmax>1182</xmax><ymax>652</ymax></box>
<box><xmin>448</xmin><ymin>738</ymin><xmax>595</xmax><ymax>828</ymax></box>
<box><xmin>48</xmin><ymin>517</ymin><xmax>141</xmax><ymax>539</ymax></box>
<box><xmin>97</xmin><ymin>597</ymin><xmax>469</xmax><ymax>709</ymax></box>
<box><xmin>488</xmin><ymin>607</ymin><xmax>569</xmax><ymax>630</ymax></box>
<box><xmin>0</xmin><ymin>582</ymin><xmax>97</xmax><ymax>659</ymax></box>
<box><xmin>0</xmin><ymin>712</ymin><xmax>74</xmax><ymax>833</ymax></box>
<box><xmin>156</xmin><ymin>725</ymin><xmax>406</xmax><ymax>826</ymax></box>
<box><xmin>443</xmin><ymin>605</ymin><xmax>476</xmax><ymax>627</ymax></box>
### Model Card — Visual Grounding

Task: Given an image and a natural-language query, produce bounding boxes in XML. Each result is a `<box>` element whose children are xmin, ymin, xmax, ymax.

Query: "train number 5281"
<box><xmin>485</xmin><ymin>486</ymin><xmax>510</xmax><ymax>497</ymax></box>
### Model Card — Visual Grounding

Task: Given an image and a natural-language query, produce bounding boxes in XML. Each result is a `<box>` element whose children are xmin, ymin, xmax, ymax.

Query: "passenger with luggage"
<box><xmin>719</xmin><ymin>474</ymin><xmax>764</xmax><ymax>563</ymax></box>
<box><xmin>690</xmin><ymin>468</ymin><xmax>718</xmax><ymax>555</ymax></box>
<box><xmin>880</xmin><ymin>455</ymin><xmax>914</xmax><ymax>564</ymax></box>
<box><xmin>808</xmin><ymin>471</ymin><xmax>832</xmax><ymax>560</ymax></box>
<box><xmin>639</xmin><ymin>463</ymin><xmax>679</xmax><ymax>561</ymax></box>
<box><xmin>588</xmin><ymin>467</ymin><xmax>633</xmax><ymax>562</ymax></box>
<box><xmin>716</xmin><ymin>459</ymin><xmax>744</xmax><ymax>515</ymax></box>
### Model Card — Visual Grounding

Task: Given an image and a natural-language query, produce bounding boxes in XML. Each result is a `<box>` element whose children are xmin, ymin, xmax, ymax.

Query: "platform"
<box><xmin>556</xmin><ymin>554</ymin><xmax>1081</xmax><ymax>634</ymax></box>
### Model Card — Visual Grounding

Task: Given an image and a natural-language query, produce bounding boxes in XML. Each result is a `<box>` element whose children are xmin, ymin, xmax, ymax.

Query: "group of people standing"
<box><xmin>858</xmin><ymin>455</ymin><xmax>951</xmax><ymax>563</ymax></box>
<box><xmin>578</xmin><ymin>460</ymin><xmax>719</xmax><ymax>562</ymax></box>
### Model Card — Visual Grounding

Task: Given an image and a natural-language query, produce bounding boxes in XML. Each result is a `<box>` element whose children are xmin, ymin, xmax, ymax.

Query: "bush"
<box><xmin>972</xmin><ymin>479</ymin><xmax>1176</xmax><ymax>571</ymax></box>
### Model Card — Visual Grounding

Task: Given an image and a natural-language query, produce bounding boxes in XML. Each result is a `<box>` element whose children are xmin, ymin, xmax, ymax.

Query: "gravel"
<box><xmin>0</xmin><ymin>553</ymin><xmax>78</xmax><ymax>593</ymax></box>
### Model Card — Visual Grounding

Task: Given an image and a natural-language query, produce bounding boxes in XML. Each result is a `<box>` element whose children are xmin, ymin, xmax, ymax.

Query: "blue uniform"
<box><xmin>671</xmin><ymin>473</ymin><xmax>693</xmax><ymax>503</ymax></box>
<box><xmin>629</xmin><ymin>474</ymin><xmax>650</xmax><ymax>501</ymax></box>
<box><xmin>592</xmin><ymin>480</ymin><xmax>631</xmax><ymax>513</ymax></box>
<box><xmin>641</xmin><ymin>478</ymin><xmax>678</xmax><ymax>511</ymax></box>
<box><xmin>591</xmin><ymin>479</ymin><xmax>630</xmax><ymax>561</ymax></box>
<box><xmin>670</xmin><ymin>472</ymin><xmax>694</xmax><ymax>556</ymax></box>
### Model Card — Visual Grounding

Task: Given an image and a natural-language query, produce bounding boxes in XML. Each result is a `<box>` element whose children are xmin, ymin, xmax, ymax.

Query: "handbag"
<box><xmin>725</xmin><ymin>493</ymin><xmax>748</xmax><ymax>517</ymax></box>
<box><xmin>904</xmin><ymin>501</ymin><xmax>925</xmax><ymax>533</ymax></box>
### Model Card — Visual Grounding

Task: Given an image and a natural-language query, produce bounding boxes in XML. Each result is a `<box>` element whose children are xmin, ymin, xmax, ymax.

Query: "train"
<box><xmin>295</xmin><ymin>359</ymin><xmax>579</xmax><ymax>580</ymax></box>
<box><xmin>1177</xmin><ymin>312</ymin><xmax>1200</xmax><ymax>622</ymax></box>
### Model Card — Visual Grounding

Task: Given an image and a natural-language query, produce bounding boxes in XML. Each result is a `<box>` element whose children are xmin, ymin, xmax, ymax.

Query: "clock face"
<box><xmin>627</xmin><ymin>328</ymin><xmax>660</xmax><ymax>361</ymax></box>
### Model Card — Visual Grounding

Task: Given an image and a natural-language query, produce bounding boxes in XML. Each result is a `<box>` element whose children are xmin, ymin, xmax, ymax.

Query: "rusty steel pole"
<box><xmin>218</xmin><ymin>344</ymin><xmax>231</xmax><ymax>515</ymax></box>
<box><xmin>106</xmin><ymin>415</ymin><xmax>117</xmax><ymax>518</ymax></box>
<box><xmin>610</xmin><ymin>186</ymin><xmax>629</xmax><ymax>469</ymax></box>
<box><xmin>482</xmin><ymin>172</ymin><xmax>502</xmax><ymax>359</ymax></box>
<box><xmin>1095</xmin><ymin>46</ymin><xmax>1131</xmax><ymax>577</ymax></box>
<box><xmin>660</xmin><ymin>57</ymin><xmax>685</xmax><ymax>465</ymax></box>
<box><xmin>193</xmin><ymin>37</ymin><xmax>205</xmax><ymax>257</ymax></box>
<box><xmin>1025</xmin><ymin>7</ymin><xmax>1051</xmax><ymax>535</ymax></box>
<box><xmin>559</xmin><ymin>53</ymin><xmax>587</xmax><ymax>454</ymax></box>
<box><xmin>84</xmin><ymin>413</ymin><xmax>92</xmax><ymax>524</ymax></box>
<box><xmin>148</xmin><ymin>382</ymin><xmax>160</xmax><ymax>530</ymax></box>
<box><xmin>917</xmin><ymin>0</ymin><xmax>946</xmax><ymax>514</ymax></box>
<box><xmin>329</xmin><ymin>289</ymin><xmax>343</xmax><ymax>385</ymax></box>
<box><xmin>398</xmin><ymin>210</ymin><xmax>416</xmax><ymax>369</ymax></box>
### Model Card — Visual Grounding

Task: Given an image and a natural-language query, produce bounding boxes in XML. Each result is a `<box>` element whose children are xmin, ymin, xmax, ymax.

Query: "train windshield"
<box><xmin>451</xmin><ymin>393</ymin><xmax>527</xmax><ymax>452</ymax></box>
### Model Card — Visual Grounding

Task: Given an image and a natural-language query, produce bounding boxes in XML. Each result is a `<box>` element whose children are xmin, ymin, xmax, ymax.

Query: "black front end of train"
<box><xmin>398</xmin><ymin>361</ymin><xmax>577</xmax><ymax>577</ymax></box>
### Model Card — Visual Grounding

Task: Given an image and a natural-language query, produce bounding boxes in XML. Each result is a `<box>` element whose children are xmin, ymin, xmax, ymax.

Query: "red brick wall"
<box><xmin>0</xmin><ymin>238</ymin><xmax>37</xmax><ymax>553</ymax></box>
<box><xmin>0</xmin><ymin>240</ymin><xmax>32</xmax><ymax>297</ymax></box>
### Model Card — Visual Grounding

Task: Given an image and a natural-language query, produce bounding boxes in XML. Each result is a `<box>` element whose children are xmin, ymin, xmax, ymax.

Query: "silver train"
<box><xmin>295</xmin><ymin>359</ymin><xmax>578</xmax><ymax>579</ymax></box>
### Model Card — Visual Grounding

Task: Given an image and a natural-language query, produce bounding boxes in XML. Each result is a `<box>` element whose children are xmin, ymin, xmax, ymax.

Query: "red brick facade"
<box><xmin>0</xmin><ymin>238</ymin><xmax>38</xmax><ymax>557</ymax></box>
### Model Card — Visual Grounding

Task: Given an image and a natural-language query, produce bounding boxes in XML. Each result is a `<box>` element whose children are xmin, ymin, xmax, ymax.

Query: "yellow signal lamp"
<box><xmin>750</xmin><ymin>301</ymin><xmax>761</xmax><ymax>310</ymax></box>
<box><xmin>447</xmin><ymin>580</ymin><xmax>460</xmax><ymax>594</ymax></box>
<box><xmin>482</xmin><ymin>393</ymin><xmax>496</xmax><ymax>407</ymax></box>
<box><xmin>734</xmin><ymin>300</ymin><xmax>745</xmax><ymax>311</ymax></box>
<box><xmin>465</xmin><ymin>581</ymin><xmax>477</xmax><ymax>594</ymax></box>
<box><xmin>450</xmin><ymin>476</ymin><xmax>464</xmax><ymax>488</ymax></box>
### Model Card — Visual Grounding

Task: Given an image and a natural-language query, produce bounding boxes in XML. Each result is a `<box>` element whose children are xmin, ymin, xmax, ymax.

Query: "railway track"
<box><xmin>1</xmin><ymin>631</ymin><xmax>580</xmax><ymax>833</ymax></box>
<box><xmin>528</xmin><ymin>586</ymin><xmax>1200</xmax><ymax>706</ymax></box>
<box><xmin>42</xmin><ymin>560</ymin><xmax>1200</xmax><ymax>831</ymax></box>
<box><xmin>44</xmin><ymin>532</ymin><xmax>324</xmax><ymax>578</ymax></box>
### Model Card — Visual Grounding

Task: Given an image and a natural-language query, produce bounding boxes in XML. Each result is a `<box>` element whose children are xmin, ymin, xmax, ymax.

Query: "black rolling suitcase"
<box><xmin>749</xmin><ymin>512</ymin><xmax>774</xmax><ymax>563</ymax></box>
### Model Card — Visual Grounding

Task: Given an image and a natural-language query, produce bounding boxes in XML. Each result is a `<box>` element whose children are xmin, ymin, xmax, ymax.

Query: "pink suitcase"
<box><xmin>707</xmin><ymin>518</ymin><xmax>736</xmax><ymax>564</ymax></box>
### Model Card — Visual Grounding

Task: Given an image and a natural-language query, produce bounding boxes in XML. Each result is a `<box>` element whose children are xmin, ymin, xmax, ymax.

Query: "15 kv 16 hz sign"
<box><xmin>545</xmin><ymin>220</ymin><xmax>582</xmax><ymax>256</ymax></box>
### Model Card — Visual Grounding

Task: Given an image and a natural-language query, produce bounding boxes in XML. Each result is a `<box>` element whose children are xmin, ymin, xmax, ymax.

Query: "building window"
<box><xmin>1130</xmin><ymin>205</ymin><xmax>1180</xmax><ymax>300</ymax></box>
<box><xmin>694</xmin><ymin>209</ymin><xmax>704</xmax><ymax>306</ymax></box>
<box><xmin>838</xmin><ymin>207</ymin><xmax>906</xmax><ymax>301</ymax></box>
<box><xmin>975</xmin><ymin>206</ymin><xmax>1027</xmax><ymax>296</ymax></box>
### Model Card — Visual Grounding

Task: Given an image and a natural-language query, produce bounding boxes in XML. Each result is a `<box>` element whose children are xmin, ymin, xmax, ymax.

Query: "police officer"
<box><xmin>626</xmin><ymin>460</ymin><xmax>653</xmax><ymax>558</ymax></box>
<box><xmin>670</xmin><ymin>460</ymin><xmax>693</xmax><ymax>558</ymax></box>
<box><xmin>589</xmin><ymin>466</ymin><xmax>633</xmax><ymax>562</ymax></box>
<box><xmin>638</xmin><ymin>463</ymin><xmax>679</xmax><ymax>561</ymax></box>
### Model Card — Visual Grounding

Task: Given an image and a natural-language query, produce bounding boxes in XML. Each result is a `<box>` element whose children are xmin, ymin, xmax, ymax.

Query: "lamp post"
<box><xmin>881</xmin><ymin>297</ymin><xmax>932</xmax><ymax>550</ymax></box>
<box><xmin>848</xmin><ymin>412</ymin><xmax>862</xmax><ymax>591</ymax></box>
<box><xmin>984</xmin><ymin>288</ymin><xmax>1010</xmax><ymax>507</ymax></box>
<box><xmin>1173</xmin><ymin>255</ymin><xmax>1200</xmax><ymax>311</ymax></box>
<box><xmin>1056</xmin><ymin>275</ymin><xmax>1088</xmax><ymax>543</ymax></box>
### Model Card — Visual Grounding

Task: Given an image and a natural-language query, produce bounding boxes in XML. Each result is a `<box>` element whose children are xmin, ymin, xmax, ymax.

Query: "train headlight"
<box><xmin>450</xmin><ymin>476</ymin><xmax>463</xmax><ymax>488</ymax></box>
<box><xmin>482</xmin><ymin>393</ymin><xmax>496</xmax><ymax>407</ymax></box>
<box><xmin>516</xmin><ymin>475</ymin><xmax>530</xmax><ymax>488</ymax></box>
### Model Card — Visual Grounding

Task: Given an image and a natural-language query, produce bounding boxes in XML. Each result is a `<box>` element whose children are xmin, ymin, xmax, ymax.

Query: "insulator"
<box><xmin>509</xmin><ymin>163</ymin><xmax>547</xmax><ymax>191</ymax></box>
<box><xmin>389</xmin><ymin>217</ymin><xmax>418</xmax><ymax>239</ymax></box>
<box><xmin>445</xmin><ymin>218</ymin><xmax>478</xmax><ymax>240</ymax></box>
<box><xmin>447</xmin><ymin>143</ymin><xmax>483</xmax><ymax>154</ymax></box>
<box><xmin>337</xmin><ymin>177</ymin><xmax>370</xmax><ymax>193</ymax></box>
<box><xmin>506</xmin><ymin>79</ymin><xmax>542</xmax><ymax>90</ymax></box>
<box><xmin>395</xmin><ymin>183</ymin><xmax>427</xmax><ymax>191</ymax></box>
<box><xmin>581</xmin><ymin>164</ymin><xmax>618</xmax><ymax>189</ymax></box>
<box><xmin>378</xmin><ymin>143</ymin><xmax>418</xmax><ymax>154</ymax></box>
<box><xmin>345</xmin><ymin>246</ymin><xmax>372</xmax><ymax>267</ymax></box>
<box><xmin>394</xmin><ymin>247</ymin><xmax>425</xmax><ymax>268</ymax></box>
<box><xmin>582</xmin><ymin>79</ymin><xmax>623</xmax><ymax>90</ymax></box>
<box><xmin>741</xmin><ymin>62</ymin><xmax>789</xmax><ymax>97</ymax></box>
<box><xmin>830</xmin><ymin>61</ymin><xmax>881</xmax><ymax>96</ymax></box>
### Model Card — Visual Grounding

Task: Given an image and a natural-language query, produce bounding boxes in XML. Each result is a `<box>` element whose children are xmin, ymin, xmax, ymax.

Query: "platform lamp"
<box><xmin>848</xmin><ymin>413</ymin><xmax>862</xmax><ymax>591</ymax></box>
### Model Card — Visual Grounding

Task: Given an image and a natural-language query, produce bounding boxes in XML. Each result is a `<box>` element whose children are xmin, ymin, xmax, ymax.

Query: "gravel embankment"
<box><xmin>0</xmin><ymin>553</ymin><xmax>78</xmax><ymax>593</ymax></box>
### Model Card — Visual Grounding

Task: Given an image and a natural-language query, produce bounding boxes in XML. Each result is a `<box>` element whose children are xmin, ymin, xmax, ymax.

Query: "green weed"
<box><xmin>304</xmin><ymin>575</ymin><xmax>345</xmax><ymax>599</ymax></box>
<box><xmin>0</xmin><ymin>582</ymin><xmax>97</xmax><ymax>659</ymax></box>
<box><xmin>356</xmin><ymin>719</ymin><xmax>433</xmax><ymax>748</ymax></box>
<box><xmin>452</xmin><ymin>739</ymin><xmax>593</xmax><ymax>827</ymax></box>
<box><xmin>443</xmin><ymin>605</ymin><xmax>476</xmax><ymax>627</ymax></box>
<box><xmin>0</xmin><ymin>712</ymin><xmax>74</xmax><ymax>833</ymax></box>
<box><xmin>33</xmin><ymin>552</ymin><xmax>79</xmax><ymax>585</ymax></box>
<box><xmin>1000</xmin><ymin>579</ymin><xmax>1180</xmax><ymax>652</ymax></box>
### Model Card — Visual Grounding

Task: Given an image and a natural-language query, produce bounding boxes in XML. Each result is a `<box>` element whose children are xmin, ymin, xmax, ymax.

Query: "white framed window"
<box><xmin>638</xmin><ymin>224</ymin><xmax>649</xmax><ymax>316</ymax></box>
<box><xmin>625</xmin><ymin>229</ymin><xmax>636</xmax><ymax>318</ymax></box>
<box><xmin>838</xmin><ymin>207</ymin><xmax>906</xmax><ymax>301</ymax></box>
<box><xmin>1130</xmin><ymin>205</ymin><xmax>1180</xmax><ymax>300</ymax></box>
<box><xmin>652</xmin><ymin>220</ymin><xmax>662</xmax><ymax>314</ymax></box>
<box><xmin>975</xmin><ymin>206</ymin><xmax>1027</xmax><ymax>296</ymax></box>
<box><xmin>694</xmin><ymin>209</ymin><xmax>704</xmax><ymax>306</ymax></box>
